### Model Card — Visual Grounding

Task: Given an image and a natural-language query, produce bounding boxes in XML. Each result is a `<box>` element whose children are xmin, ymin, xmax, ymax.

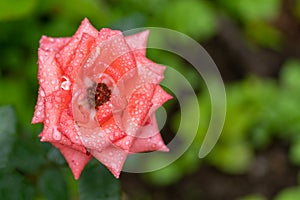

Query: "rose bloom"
<box><xmin>32</xmin><ymin>18</ymin><xmax>172</xmax><ymax>179</ymax></box>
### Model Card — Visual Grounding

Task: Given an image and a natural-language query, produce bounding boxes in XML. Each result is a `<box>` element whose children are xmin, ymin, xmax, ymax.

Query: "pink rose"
<box><xmin>32</xmin><ymin>18</ymin><xmax>172</xmax><ymax>179</ymax></box>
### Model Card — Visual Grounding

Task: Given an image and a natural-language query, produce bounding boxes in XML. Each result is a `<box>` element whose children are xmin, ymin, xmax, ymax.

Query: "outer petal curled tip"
<box><xmin>125</xmin><ymin>30</ymin><xmax>149</xmax><ymax>56</ymax></box>
<box><xmin>52</xmin><ymin>143</ymin><xmax>92</xmax><ymax>180</ymax></box>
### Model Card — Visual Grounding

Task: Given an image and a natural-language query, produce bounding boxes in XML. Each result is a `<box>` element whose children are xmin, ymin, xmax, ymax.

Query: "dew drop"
<box><xmin>111</xmin><ymin>163</ymin><xmax>117</xmax><ymax>169</ymax></box>
<box><xmin>55</xmin><ymin>96</ymin><xmax>61</xmax><ymax>103</ymax></box>
<box><xmin>52</xmin><ymin>127</ymin><xmax>62</xmax><ymax>140</ymax></box>
<box><xmin>61</xmin><ymin>76</ymin><xmax>71</xmax><ymax>90</ymax></box>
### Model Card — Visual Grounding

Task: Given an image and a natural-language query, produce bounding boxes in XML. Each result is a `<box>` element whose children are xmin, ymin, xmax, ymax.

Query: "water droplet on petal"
<box><xmin>52</xmin><ymin>127</ymin><xmax>62</xmax><ymax>140</ymax></box>
<box><xmin>55</xmin><ymin>96</ymin><xmax>61</xmax><ymax>103</ymax></box>
<box><xmin>61</xmin><ymin>76</ymin><xmax>71</xmax><ymax>90</ymax></box>
<box><xmin>111</xmin><ymin>163</ymin><xmax>117</xmax><ymax>169</ymax></box>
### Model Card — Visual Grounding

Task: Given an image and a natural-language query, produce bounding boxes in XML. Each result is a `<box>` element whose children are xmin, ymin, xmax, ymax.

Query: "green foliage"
<box><xmin>79</xmin><ymin>162</ymin><xmax>121</xmax><ymax>200</ymax></box>
<box><xmin>245</xmin><ymin>21</ymin><xmax>283</xmax><ymax>50</ymax></box>
<box><xmin>238</xmin><ymin>194</ymin><xmax>267</xmax><ymax>200</ymax></box>
<box><xmin>0</xmin><ymin>0</ymin><xmax>37</xmax><ymax>21</ymax></box>
<box><xmin>274</xmin><ymin>187</ymin><xmax>300</xmax><ymax>200</ymax></box>
<box><xmin>163</xmin><ymin>0</ymin><xmax>217</xmax><ymax>40</ymax></box>
<box><xmin>37</xmin><ymin>168</ymin><xmax>69</xmax><ymax>200</ymax></box>
<box><xmin>218</xmin><ymin>0</ymin><xmax>281</xmax><ymax>21</ymax></box>
<box><xmin>0</xmin><ymin>106</ymin><xmax>16</xmax><ymax>169</ymax></box>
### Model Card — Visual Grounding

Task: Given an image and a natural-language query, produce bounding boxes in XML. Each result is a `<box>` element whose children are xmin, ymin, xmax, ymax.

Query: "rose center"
<box><xmin>95</xmin><ymin>82</ymin><xmax>111</xmax><ymax>109</ymax></box>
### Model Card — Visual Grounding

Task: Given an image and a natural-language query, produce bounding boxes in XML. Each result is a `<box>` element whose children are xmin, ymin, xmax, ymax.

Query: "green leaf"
<box><xmin>0</xmin><ymin>106</ymin><xmax>16</xmax><ymax>169</ymax></box>
<box><xmin>37</xmin><ymin>168</ymin><xmax>69</xmax><ymax>200</ymax></box>
<box><xmin>79</xmin><ymin>162</ymin><xmax>121</xmax><ymax>200</ymax></box>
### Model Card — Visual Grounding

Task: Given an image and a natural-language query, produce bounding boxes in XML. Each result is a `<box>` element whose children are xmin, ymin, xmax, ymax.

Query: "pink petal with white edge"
<box><xmin>32</xmin><ymin>87</ymin><xmax>45</xmax><ymax>124</ymax></box>
<box><xmin>38</xmin><ymin>50</ymin><xmax>62</xmax><ymax>96</ymax></box>
<box><xmin>52</xmin><ymin>143</ymin><xmax>92</xmax><ymax>180</ymax></box>
<box><xmin>91</xmin><ymin>145</ymin><xmax>128</xmax><ymax>178</ymax></box>
<box><xmin>125</xmin><ymin>30</ymin><xmax>149</xmax><ymax>56</ymax></box>
<box><xmin>55</xmin><ymin>18</ymin><xmax>98</xmax><ymax>71</ymax></box>
<box><xmin>39</xmin><ymin>36</ymin><xmax>71</xmax><ymax>53</ymax></box>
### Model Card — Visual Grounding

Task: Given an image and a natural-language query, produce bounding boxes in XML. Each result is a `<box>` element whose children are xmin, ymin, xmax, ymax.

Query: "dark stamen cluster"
<box><xmin>87</xmin><ymin>83</ymin><xmax>96</xmax><ymax>108</ymax></box>
<box><xmin>95</xmin><ymin>82</ymin><xmax>111</xmax><ymax>109</ymax></box>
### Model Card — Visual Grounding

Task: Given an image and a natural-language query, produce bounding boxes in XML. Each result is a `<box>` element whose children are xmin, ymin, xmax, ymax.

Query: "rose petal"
<box><xmin>77</xmin><ymin>126</ymin><xmax>110</xmax><ymax>152</ymax></box>
<box><xmin>63</xmin><ymin>33</ymin><xmax>96</xmax><ymax>82</ymax></box>
<box><xmin>52</xmin><ymin>143</ymin><xmax>92</xmax><ymax>179</ymax></box>
<box><xmin>96</xmin><ymin>30</ymin><xmax>137</xmax><ymax>81</ymax></box>
<box><xmin>137</xmin><ymin>63</ymin><xmax>166</xmax><ymax>85</ymax></box>
<box><xmin>127</xmin><ymin>83</ymin><xmax>155</xmax><ymax>125</ymax></box>
<box><xmin>91</xmin><ymin>145</ymin><xmax>128</xmax><ymax>178</ymax></box>
<box><xmin>39</xmin><ymin>36</ymin><xmax>71</xmax><ymax>53</ymax></box>
<box><xmin>129</xmin><ymin>132</ymin><xmax>169</xmax><ymax>153</ymax></box>
<box><xmin>96</xmin><ymin>28</ymin><xmax>121</xmax><ymax>46</ymax></box>
<box><xmin>55</xmin><ymin>18</ymin><xmax>98</xmax><ymax>72</ymax></box>
<box><xmin>38</xmin><ymin>50</ymin><xmax>62</xmax><ymax>96</ymax></box>
<box><xmin>125</xmin><ymin>30</ymin><xmax>149</xmax><ymax>57</ymax></box>
<box><xmin>40</xmin><ymin>89</ymin><xmax>71</xmax><ymax>141</ymax></box>
<box><xmin>101</xmin><ymin>117</ymin><xmax>129</xmax><ymax>149</ymax></box>
<box><xmin>95</xmin><ymin>102</ymin><xmax>113</xmax><ymax>125</ymax></box>
<box><xmin>59</xmin><ymin>108</ymin><xmax>83</xmax><ymax>146</ymax></box>
<box><xmin>32</xmin><ymin>87</ymin><xmax>45</xmax><ymax>124</ymax></box>
<box><xmin>147</xmin><ymin>85</ymin><xmax>173</xmax><ymax>117</ymax></box>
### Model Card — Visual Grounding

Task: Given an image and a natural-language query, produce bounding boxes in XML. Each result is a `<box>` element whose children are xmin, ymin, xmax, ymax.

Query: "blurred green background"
<box><xmin>1</xmin><ymin>0</ymin><xmax>300</xmax><ymax>199</ymax></box>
